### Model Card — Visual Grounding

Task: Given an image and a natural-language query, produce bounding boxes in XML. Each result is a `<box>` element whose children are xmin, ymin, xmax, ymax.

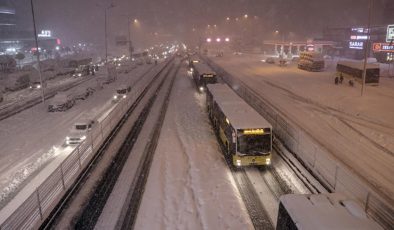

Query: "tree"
<box><xmin>15</xmin><ymin>52</ymin><xmax>25</xmax><ymax>68</ymax></box>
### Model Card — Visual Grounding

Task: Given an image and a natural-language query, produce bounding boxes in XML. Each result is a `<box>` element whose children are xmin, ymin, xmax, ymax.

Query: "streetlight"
<box><xmin>30</xmin><ymin>0</ymin><xmax>45</xmax><ymax>102</ymax></box>
<box><xmin>206</xmin><ymin>38</ymin><xmax>212</xmax><ymax>43</ymax></box>
<box><xmin>216</xmin><ymin>38</ymin><xmax>221</xmax><ymax>42</ymax></box>
<box><xmin>361</xmin><ymin>0</ymin><xmax>373</xmax><ymax>96</ymax></box>
<box><xmin>225</xmin><ymin>37</ymin><xmax>230</xmax><ymax>42</ymax></box>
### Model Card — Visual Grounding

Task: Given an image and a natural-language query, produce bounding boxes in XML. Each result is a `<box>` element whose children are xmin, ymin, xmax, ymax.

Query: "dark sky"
<box><xmin>12</xmin><ymin>0</ymin><xmax>388</xmax><ymax>48</ymax></box>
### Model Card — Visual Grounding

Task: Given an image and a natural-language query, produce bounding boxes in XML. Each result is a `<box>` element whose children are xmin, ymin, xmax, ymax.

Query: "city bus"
<box><xmin>336</xmin><ymin>61</ymin><xmax>380</xmax><ymax>85</ymax></box>
<box><xmin>206</xmin><ymin>84</ymin><xmax>272</xmax><ymax>167</ymax></box>
<box><xmin>277</xmin><ymin>193</ymin><xmax>383</xmax><ymax>230</ymax></box>
<box><xmin>192</xmin><ymin>62</ymin><xmax>218</xmax><ymax>92</ymax></box>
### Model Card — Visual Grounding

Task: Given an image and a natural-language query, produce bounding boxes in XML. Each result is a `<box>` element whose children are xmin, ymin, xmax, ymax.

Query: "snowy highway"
<box><xmin>0</xmin><ymin>63</ymin><xmax>153</xmax><ymax>209</ymax></box>
<box><xmin>207</xmin><ymin>53</ymin><xmax>394</xmax><ymax>227</ymax></box>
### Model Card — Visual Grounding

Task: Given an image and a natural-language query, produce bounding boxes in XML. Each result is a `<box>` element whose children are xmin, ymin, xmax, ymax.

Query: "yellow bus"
<box><xmin>206</xmin><ymin>84</ymin><xmax>272</xmax><ymax>167</ymax></box>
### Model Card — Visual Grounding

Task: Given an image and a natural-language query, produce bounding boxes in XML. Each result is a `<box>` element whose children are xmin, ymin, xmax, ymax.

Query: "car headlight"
<box><xmin>113</xmin><ymin>95</ymin><xmax>118</xmax><ymax>99</ymax></box>
<box><xmin>78</xmin><ymin>73</ymin><xmax>82</xmax><ymax>77</ymax></box>
<box><xmin>199</xmin><ymin>86</ymin><xmax>204</xmax><ymax>92</ymax></box>
<box><xmin>81</xmin><ymin>135</ymin><xmax>86</xmax><ymax>140</ymax></box>
<box><xmin>123</xmin><ymin>95</ymin><xmax>126</xmax><ymax>98</ymax></box>
<box><xmin>29</xmin><ymin>86</ymin><xmax>32</xmax><ymax>89</ymax></box>
<box><xmin>66</xmin><ymin>136</ymin><xmax>70</xmax><ymax>140</ymax></box>
<box><xmin>37</xmin><ymin>85</ymin><xmax>41</xmax><ymax>89</ymax></box>
<box><xmin>266</xmin><ymin>158</ymin><xmax>271</xmax><ymax>165</ymax></box>
<box><xmin>236</xmin><ymin>159</ymin><xmax>241</xmax><ymax>166</ymax></box>
<box><xmin>66</xmin><ymin>140</ymin><xmax>70</xmax><ymax>145</ymax></box>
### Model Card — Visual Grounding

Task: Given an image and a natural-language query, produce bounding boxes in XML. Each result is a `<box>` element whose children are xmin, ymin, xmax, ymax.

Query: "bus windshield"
<box><xmin>237</xmin><ymin>133</ymin><xmax>271</xmax><ymax>155</ymax></box>
<box><xmin>117</xmin><ymin>89</ymin><xmax>127</xmax><ymax>94</ymax></box>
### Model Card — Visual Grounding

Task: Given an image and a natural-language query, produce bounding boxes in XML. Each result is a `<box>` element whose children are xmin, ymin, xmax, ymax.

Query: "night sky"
<box><xmin>11</xmin><ymin>0</ymin><xmax>388</xmax><ymax>48</ymax></box>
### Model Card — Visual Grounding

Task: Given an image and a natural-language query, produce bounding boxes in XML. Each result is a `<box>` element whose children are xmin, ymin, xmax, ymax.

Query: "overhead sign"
<box><xmin>349</xmin><ymin>41</ymin><xmax>364</xmax><ymax>50</ymax></box>
<box><xmin>37</xmin><ymin>30</ymin><xmax>51</xmax><ymax>38</ymax></box>
<box><xmin>351</xmin><ymin>27</ymin><xmax>369</xmax><ymax>34</ymax></box>
<box><xmin>386</xmin><ymin>25</ymin><xmax>394</xmax><ymax>43</ymax></box>
<box><xmin>373</xmin><ymin>43</ymin><xmax>394</xmax><ymax>53</ymax></box>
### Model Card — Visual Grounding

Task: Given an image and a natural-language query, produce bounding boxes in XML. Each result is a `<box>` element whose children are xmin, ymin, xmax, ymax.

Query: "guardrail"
<box><xmin>0</xmin><ymin>63</ymin><xmax>165</xmax><ymax>230</ymax></box>
<box><xmin>204</xmin><ymin>57</ymin><xmax>394</xmax><ymax>229</ymax></box>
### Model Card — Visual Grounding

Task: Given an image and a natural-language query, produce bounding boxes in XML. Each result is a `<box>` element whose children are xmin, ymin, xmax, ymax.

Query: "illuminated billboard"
<box><xmin>387</xmin><ymin>25</ymin><xmax>394</xmax><ymax>43</ymax></box>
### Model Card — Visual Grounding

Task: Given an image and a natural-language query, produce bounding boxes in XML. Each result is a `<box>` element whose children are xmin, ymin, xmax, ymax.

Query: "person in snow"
<box><xmin>339</xmin><ymin>74</ymin><xmax>344</xmax><ymax>84</ymax></box>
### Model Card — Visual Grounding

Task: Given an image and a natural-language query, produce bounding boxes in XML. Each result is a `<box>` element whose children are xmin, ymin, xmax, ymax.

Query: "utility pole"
<box><xmin>361</xmin><ymin>0</ymin><xmax>373</xmax><ymax>96</ymax></box>
<box><xmin>128</xmin><ymin>19</ymin><xmax>133</xmax><ymax>58</ymax></box>
<box><xmin>30</xmin><ymin>0</ymin><xmax>45</xmax><ymax>102</ymax></box>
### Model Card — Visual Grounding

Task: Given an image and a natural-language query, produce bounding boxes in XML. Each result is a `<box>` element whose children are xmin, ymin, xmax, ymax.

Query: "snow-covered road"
<box><xmin>134</xmin><ymin>65</ymin><xmax>253</xmax><ymax>229</ymax></box>
<box><xmin>0</xmin><ymin>64</ymin><xmax>152</xmax><ymax>207</ymax></box>
<box><xmin>212</xmin><ymin>54</ymin><xmax>394</xmax><ymax>207</ymax></box>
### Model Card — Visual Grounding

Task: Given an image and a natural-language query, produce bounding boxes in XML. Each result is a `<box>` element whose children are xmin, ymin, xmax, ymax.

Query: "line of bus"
<box><xmin>206</xmin><ymin>84</ymin><xmax>272</xmax><ymax>167</ymax></box>
<box><xmin>191</xmin><ymin>62</ymin><xmax>218</xmax><ymax>92</ymax></box>
<box><xmin>277</xmin><ymin>193</ymin><xmax>383</xmax><ymax>230</ymax></box>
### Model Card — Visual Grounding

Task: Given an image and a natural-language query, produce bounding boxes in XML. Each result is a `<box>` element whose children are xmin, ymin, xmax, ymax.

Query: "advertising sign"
<box><xmin>349</xmin><ymin>41</ymin><xmax>364</xmax><ymax>50</ymax></box>
<box><xmin>387</xmin><ymin>25</ymin><xmax>394</xmax><ymax>43</ymax></box>
<box><xmin>373</xmin><ymin>43</ymin><xmax>394</xmax><ymax>53</ymax></box>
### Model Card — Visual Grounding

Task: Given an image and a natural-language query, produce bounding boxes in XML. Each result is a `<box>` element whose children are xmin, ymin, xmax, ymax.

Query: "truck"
<box><xmin>297</xmin><ymin>51</ymin><xmax>325</xmax><ymax>72</ymax></box>
<box><xmin>65</xmin><ymin>118</ymin><xmax>97</xmax><ymax>145</ymax></box>
<box><xmin>48</xmin><ymin>92</ymin><xmax>75</xmax><ymax>112</ymax></box>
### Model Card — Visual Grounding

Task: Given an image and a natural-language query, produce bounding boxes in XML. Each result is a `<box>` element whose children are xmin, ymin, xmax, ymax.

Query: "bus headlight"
<box><xmin>266</xmin><ymin>158</ymin><xmax>271</xmax><ymax>165</ymax></box>
<box><xmin>236</xmin><ymin>159</ymin><xmax>241</xmax><ymax>166</ymax></box>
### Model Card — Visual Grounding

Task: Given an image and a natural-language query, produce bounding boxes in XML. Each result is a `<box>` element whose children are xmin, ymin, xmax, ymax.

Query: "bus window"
<box><xmin>237</xmin><ymin>132</ymin><xmax>271</xmax><ymax>155</ymax></box>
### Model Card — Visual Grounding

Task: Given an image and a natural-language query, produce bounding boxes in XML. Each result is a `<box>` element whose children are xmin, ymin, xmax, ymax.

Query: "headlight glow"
<box><xmin>66</xmin><ymin>136</ymin><xmax>70</xmax><ymax>140</ymax></box>
<box><xmin>266</xmin><ymin>158</ymin><xmax>271</xmax><ymax>165</ymax></box>
<box><xmin>81</xmin><ymin>135</ymin><xmax>86</xmax><ymax>140</ymax></box>
<box><xmin>199</xmin><ymin>86</ymin><xmax>204</xmax><ymax>92</ymax></box>
<box><xmin>113</xmin><ymin>95</ymin><xmax>118</xmax><ymax>99</ymax></box>
<box><xmin>78</xmin><ymin>73</ymin><xmax>82</xmax><ymax>77</ymax></box>
<box><xmin>236</xmin><ymin>159</ymin><xmax>241</xmax><ymax>166</ymax></box>
<box><xmin>37</xmin><ymin>85</ymin><xmax>41</xmax><ymax>89</ymax></box>
<box><xmin>123</xmin><ymin>95</ymin><xmax>126</xmax><ymax>98</ymax></box>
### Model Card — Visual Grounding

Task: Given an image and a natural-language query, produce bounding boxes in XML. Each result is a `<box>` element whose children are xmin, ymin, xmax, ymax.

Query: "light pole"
<box><xmin>361</xmin><ymin>0</ymin><xmax>373</xmax><ymax>96</ymax></box>
<box><xmin>30</xmin><ymin>0</ymin><xmax>45</xmax><ymax>102</ymax></box>
<box><xmin>102</xmin><ymin>3</ymin><xmax>115</xmax><ymax>64</ymax></box>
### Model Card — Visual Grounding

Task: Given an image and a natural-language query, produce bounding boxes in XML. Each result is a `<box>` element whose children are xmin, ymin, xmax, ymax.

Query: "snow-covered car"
<box><xmin>265</xmin><ymin>57</ymin><xmax>275</xmax><ymax>64</ymax></box>
<box><xmin>48</xmin><ymin>92</ymin><xmax>75</xmax><ymax>112</ymax></box>
<box><xmin>72</xmin><ymin>87</ymin><xmax>95</xmax><ymax>101</ymax></box>
<box><xmin>65</xmin><ymin>118</ymin><xmax>96</xmax><ymax>145</ymax></box>
<box><xmin>112</xmin><ymin>84</ymin><xmax>131</xmax><ymax>102</ymax></box>
<box><xmin>29</xmin><ymin>81</ymin><xmax>47</xmax><ymax>90</ymax></box>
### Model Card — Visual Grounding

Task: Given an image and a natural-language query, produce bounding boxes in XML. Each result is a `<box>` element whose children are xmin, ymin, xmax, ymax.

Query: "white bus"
<box><xmin>206</xmin><ymin>84</ymin><xmax>272</xmax><ymax>167</ymax></box>
<box><xmin>277</xmin><ymin>193</ymin><xmax>383</xmax><ymax>230</ymax></box>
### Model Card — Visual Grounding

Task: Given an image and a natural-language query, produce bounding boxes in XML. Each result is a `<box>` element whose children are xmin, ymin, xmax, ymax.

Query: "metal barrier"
<box><xmin>204</xmin><ymin>57</ymin><xmax>394</xmax><ymax>229</ymax></box>
<box><xmin>0</xmin><ymin>66</ymin><xmax>160</xmax><ymax>230</ymax></box>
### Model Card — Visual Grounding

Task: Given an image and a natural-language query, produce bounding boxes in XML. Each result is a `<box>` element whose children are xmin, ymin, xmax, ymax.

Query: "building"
<box><xmin>323</xmin><ymin>24</ymin><xmax>394</xmax><ymax>62</ymax></box>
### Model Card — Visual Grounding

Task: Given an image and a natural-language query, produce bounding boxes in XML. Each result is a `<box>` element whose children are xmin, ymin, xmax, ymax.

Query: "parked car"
<box><xmin>265</xmin><ymin>57</ymin><xmax>275</xmax><ymax>64</ymax></box>
<box><xmin>48</xmin><ymin>92</ymin><xmax>75</xmax><ymax>112</ymax></box>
